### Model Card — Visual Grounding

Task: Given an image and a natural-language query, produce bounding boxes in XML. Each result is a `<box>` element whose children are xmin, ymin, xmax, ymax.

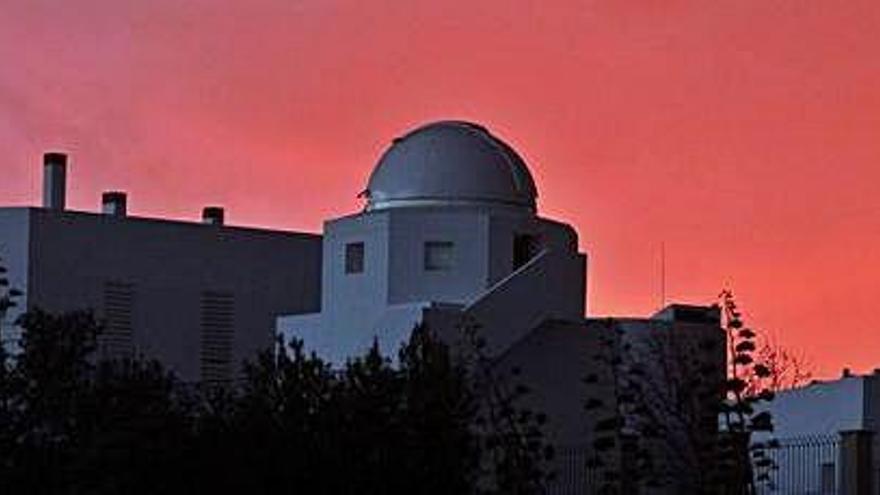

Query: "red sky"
<box><xmin>1</xmin><ymin>0</ymin><xmax>878</xmax><ymax>378</ymax></box>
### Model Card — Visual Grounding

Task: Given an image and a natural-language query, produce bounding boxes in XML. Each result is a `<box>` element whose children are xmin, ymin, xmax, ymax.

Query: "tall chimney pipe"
<box><xmin>102</xmin><ymin>191</ymin><xmax>128</xmax><ymax>217</ymax></box>
<box><xmin>202</xmin><ymin>207</ymin><xmax>224</xmax><ymax>226</ymax></box>
<box><xmin>42</xmin><ymin>152</ymin><xmax>67</xmax><ymax>210</ymax></box>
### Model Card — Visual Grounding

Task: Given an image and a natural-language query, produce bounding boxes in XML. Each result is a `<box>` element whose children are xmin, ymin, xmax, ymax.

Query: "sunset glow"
<box><xmin>2</xmin><ymin>0</ymin><xmax>878</xmax><ymax>377</ymax></box>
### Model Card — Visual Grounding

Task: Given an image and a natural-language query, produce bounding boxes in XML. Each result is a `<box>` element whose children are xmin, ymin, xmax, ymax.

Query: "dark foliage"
<box><xmin>0</xmin><ymin>305</ymin><xmax>549</xmax><ymax>494</ymax></box>
<box><xmin>582</xmin><ymin>291</ymin><xmax>779</xmax><ymax>494</ymax></box>
<box><xmin>717</xmin><ymin>289</ymin><xmax>779</xmax><ymax>494</ymax></box>
<box><xmin>457</xmin><ymin>321</ymin><xmax>555</xmax><ymax>495</ymax></box>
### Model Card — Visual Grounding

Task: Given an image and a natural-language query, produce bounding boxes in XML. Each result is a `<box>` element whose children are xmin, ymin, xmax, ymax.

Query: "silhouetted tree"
<box><xmin>717</xmin><ymin>289</ymin><xmax>777</xmax><ymax>494</ymax></box>
<box><xmin>457</xmin><ymin>319</ymin><xmax>555</xmax><ymax>495</ymax></box>
<box><xmin>745</xmin><ymin>337</ymin><xmax>813</xmax><ymax>395</ymax></box>
<box><xmin>69</xmin><ymin>357</ymin><xmax>192</xmax><ymax>494</ymax></box>
<box><xmin>0</xmin><ymin>309</ymin><xmax>193</xmax><ymax>494</ymax></box>
<box><xmin>582</xmin><ymin>292</ymin><xmax>778</xmax><ymax>494</ymax></box>
<box><xmin>9</xmin><ymin>310</ymin><xmax>102</xmax><ymax>492</ymax></box>
<box><xmin>396</xmin><ymin>325</ymin><xmax>481</xmax><ymax>493</ymax></box>
<box><xmin>0</xmin><ymin>252</ymin><xmax>23</xmax><ymax>485</ymax></box>
<box><xmin>0</xmin><ymin>305</ymin><xmax>552</xmax><ymax>494</ymax></box>
<box><xmin>583</xmin><ymin>318</ymin><xmax>723</xmax><ymax>493</ymax></box>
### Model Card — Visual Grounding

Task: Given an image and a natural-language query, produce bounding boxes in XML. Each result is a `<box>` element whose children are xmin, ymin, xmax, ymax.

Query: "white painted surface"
<box><xmin>365</xmin><ymin>121</ymin><xmax>537</xmax><ymax>212</ymax></box>
<box><xmin>279</xmin><ymin>120</ymin><xmax>588</xmax><ymax>367</ymax></box>
<box><xmin>769</xmin><ymin>378</ymin><xmax>866</xmax><ymax>439</ymax></box>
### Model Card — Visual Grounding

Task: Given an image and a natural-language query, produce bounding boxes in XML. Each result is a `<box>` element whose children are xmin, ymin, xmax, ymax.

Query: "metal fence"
<box><xmin>546</xmin><ymin>444</ymin><xmax>599</xmax><ymax>495</ymax></box>
<box><xmin>758</xmin><ymin>435</ymin><xmax>841</xmax><ymax>495</ymax></box>
<box><xmin>546</xmin><ymin>434</ymin><xmax>844</xmax><ymax>495</ymax></box>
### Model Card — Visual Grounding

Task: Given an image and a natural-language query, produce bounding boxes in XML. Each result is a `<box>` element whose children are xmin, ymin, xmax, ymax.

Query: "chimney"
<box><xmin>42</xmin><ymin>152</ymin><xmax>67</xmax><ymax>210</ymax></box>
<box><xmin>843</xmin><ymin>367</ymin><xmax>853</xmax><ymax>378</ymax></box>
<box><xmin>101</xmin><ymin>191</ymin><xmax>127</xmax><ymax>217</ymax></box>
<box><xmin>202</xmin><ymin>207</ymin><xmax>224</xmax><ymax>226</ymax></box>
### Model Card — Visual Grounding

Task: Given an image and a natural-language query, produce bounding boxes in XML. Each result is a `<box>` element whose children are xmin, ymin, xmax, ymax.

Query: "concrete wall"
<box><xmin>388</xmin><ymin>208</ymin><xmax>490</xmax><ymax>305</ymax></box>
<box><xmin>321</xmin><ymin>211</ymin><xmax>390</xmax><ymax>322</ymax></box>
<box><xmin>23</xmin><ymin>208</ymin><xmax>322</xmax><ymax>381</ymax></box>
<box><xmin>279</xmin><ymin>302</ymin><xmax>432</xmax><ymax>366</ymax></box>
<box><xmin>315</xmin><ymin>211</ymin><xmax>392</xmax><ymax>363</ymax></box>
<box><xmin>760</xmin><ymin>376</ymin><xmax>880</xmax><ymax>495</ymax></box>
<box><xmin>494</xmin><ymin>319</ymin><xmax>608</xmax><ymax>447</ymax></box>
<box><xmin>285</xmin><ymin>205</ymin><xmax>588</xmax><ymax>366</ymax></box>
<box><xmin>486</xmin><ymin>213</ymin><xmax>586</xmax><ymax>313</ymax></box>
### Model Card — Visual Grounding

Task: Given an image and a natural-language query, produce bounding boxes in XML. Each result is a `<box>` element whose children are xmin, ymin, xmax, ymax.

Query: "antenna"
<box><xmin>660</xmin><ymin>241</ymin><xmax>666</xmax><ymax>310</ymax></box>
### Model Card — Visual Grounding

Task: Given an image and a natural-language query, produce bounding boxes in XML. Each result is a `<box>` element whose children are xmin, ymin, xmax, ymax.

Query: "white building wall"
<box><xmin>767</xmin><ymin>378</ymin><xmax>866</xmax><ymax>439</ymax></box>
<box><xmin>462</xmin><ymin>245</ymin><xmax>585</xmax><ymax>356</ymax></box>
<box><xmin>321</xmin><ymin>212</ymin><xmax>390</xmax><ymax>320</ymax></box>
<box><xmin>487</xmin><ymin>214</ymin><xmax>586</xmax><ymax>314</ymax></box>
<box><xmin>280</xmin><ymin>205</ymin><xmax>589</xmax><ymax>366</ymax></box>
<box><xmin>283</xmin><ymin>211</ymin><xmax>395</xmax><ymax>364</ymax></box>
<box><xmin>756</xmin><ymin>375</ymin><xmax>880</xmax><ymax>495</ymax></box>
<box><xmin>387</xmin><ymin>208</ymin><xmax>490</xmax><ymax>305</ymax></box>
<box><xmin>486</xmin><ymin>211</ymin><xmax>532</xmax><ymax>286</ymax></box>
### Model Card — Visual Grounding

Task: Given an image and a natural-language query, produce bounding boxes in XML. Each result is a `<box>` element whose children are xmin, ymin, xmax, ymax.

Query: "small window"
<box><xmin>513</xmin><ymin>234</ymin><xmax>539</xmax><ymax>269</ymax></box>
<box><xmin>424</xmin><ymin>241</ymin><xmax>454</xmax><ymax>271</ymax></box>
<box><xmin>345</xmin><ymin>242</ymin><xmax>365</xmax><ymax>274</ymax></box>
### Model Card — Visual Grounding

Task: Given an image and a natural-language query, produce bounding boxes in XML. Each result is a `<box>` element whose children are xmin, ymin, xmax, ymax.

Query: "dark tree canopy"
<box><xmin>582</xmin><ymin>292</ymin><xmax>782</xmax><ymax>495</ymax></box>
<box><xmin>0</xmin><ymin>309</ymin><xmax>551</xmax><ymax>495</ymax></box>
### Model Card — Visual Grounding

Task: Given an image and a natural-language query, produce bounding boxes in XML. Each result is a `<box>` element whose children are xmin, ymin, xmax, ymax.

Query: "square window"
<box><xmin>514</xmin><ymin>234</ymin><xmax>540</xmax><ymax>269</ymax></box>
<box><xmin>345</xmin><ymin>242</ymin><xmax>364</xmax><ymax>274</ymax></box>
<box><xmin>424</xmin><ymin>241</ymin><xmax>454</xmax><ymax>271</ymax></box>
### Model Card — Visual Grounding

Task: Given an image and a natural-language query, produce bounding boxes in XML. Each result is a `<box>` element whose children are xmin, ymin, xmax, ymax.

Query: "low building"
<box><xmin>756</xmin><ymin>371</ymin><xmax>880</xmax><ymax>494</ymax></box>
<box><xmin>0</xmin><ymin>153</ymin><xmax>322</xmax><ymax>382</ymax></box>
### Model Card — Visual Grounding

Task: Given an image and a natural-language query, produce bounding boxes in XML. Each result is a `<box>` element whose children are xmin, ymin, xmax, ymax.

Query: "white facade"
<box><xmin>278</xmin><ymin>121</ymin><xmax>587</xmax><ymax>364</ymax></box>
<box><xmin>767</xmin><ymin>375</ymin><xmax>876</xmax><ymax>438</ymax></box>
<box><xmin>755</xmin><ymin>373</ymin><xmax>880</xmax><ymax>494</ymax></box>
<box><xmin>275</xmin><ymin>123</ymin><xmax>728</xmax><ymax>485</ymax></box>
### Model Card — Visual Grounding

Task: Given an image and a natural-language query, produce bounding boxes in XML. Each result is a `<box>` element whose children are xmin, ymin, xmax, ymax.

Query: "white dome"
<box><xmin>363</xmin><ymin>121</ymin><xmax>538</xmax><ymax>212</ymax></box>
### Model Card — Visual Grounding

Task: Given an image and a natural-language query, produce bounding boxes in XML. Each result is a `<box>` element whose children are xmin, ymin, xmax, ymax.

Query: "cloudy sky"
<box><xmin>2</xmin><ymin>0</ymin><xmax>878</xmax><ymax>376</ymax></box>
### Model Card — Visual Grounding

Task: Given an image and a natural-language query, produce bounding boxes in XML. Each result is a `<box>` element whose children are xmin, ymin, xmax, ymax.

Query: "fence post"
<box><xmin>839</xmin><ymin>430</ymin><xmax>874</xmax><ymax>495</ymax></box>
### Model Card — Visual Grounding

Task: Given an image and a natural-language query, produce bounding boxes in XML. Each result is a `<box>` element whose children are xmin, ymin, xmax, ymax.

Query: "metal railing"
<box><xmin>546</xmin><ymin>434</ymin><xmax>845</xmax><ymax>495</ymax></box>
<box><xmin>546</xmin><ymin>444</ymin><xmax>600</xmax><ymax>495</ymax></box>
<box><xmin>758</xmin><ymin>435</ymin><xmax>841</xmax><ymax>495</ymax></box>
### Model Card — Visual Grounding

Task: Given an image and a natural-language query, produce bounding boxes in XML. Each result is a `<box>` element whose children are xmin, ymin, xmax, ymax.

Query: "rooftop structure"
<box><xmin>0</xmin><ymin>153</ymin><xmax>322</xmax><ymax>382</ymax></box>
<box><xmin>0</xmin><ymin>122</ymin><xmax>725</xmax><ymax>494</ymax></box>
<box><xmin>279</xmin><ymin>120</ymin><xmax>587</xmax><ymax>364</ymax></box>
<box><xmin>365</xmin><ymin>121</ymin><xmax>538</xmax><ymax>212</ymax></box>
<box><xmin>277</xmin><ymin>121</ymin><xmax>725</xmax><ymax>479</ymax></box>
<box><xmin>754</xmin><ymin>371</ymin><xmax>880</xmax><ymax>494</ymax></box>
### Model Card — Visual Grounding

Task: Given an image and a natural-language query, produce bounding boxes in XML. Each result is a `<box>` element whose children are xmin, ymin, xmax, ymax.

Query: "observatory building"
<box><xmin>0</xmin><ymin>121</ymin><xmax>723</xmax><ymax>465</ymax></box>
<box><xmin>277</xmin><ymin>121</ymin><xmax>724</xmax><ymax>453</ymax></box>
<box><xmin>278</xmin><ymin>121</ymin><xmax>587</xmax><ymax>364</ymax></box>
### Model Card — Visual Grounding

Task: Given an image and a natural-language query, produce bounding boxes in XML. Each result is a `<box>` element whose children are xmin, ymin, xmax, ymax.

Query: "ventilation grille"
<box><xmin>101</xmin><ymin>281</ymin><xmax>135</xmax><ymax>359</ymax></box>
<box><xmin>200</xmin><ymin>291</ymin><xmax>234</xmax><ymax>384</ymax></box>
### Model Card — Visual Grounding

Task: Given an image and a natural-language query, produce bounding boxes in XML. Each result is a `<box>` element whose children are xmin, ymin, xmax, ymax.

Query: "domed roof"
<box><xmin>363</xmin><ymin>121</ymin><xmax>538</xmax><ymax>212</ymax></box>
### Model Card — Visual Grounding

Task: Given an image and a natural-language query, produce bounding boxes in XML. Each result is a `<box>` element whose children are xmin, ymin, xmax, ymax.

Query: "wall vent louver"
<box><xmin>200</xmin><ymin>291</ymin><xmax>234</xmax><ymax>384</ymax></box>
<box><xmin>101</xmin><ymin>281</ymin><xmax>135</xmax><ymax>358</ymax></box>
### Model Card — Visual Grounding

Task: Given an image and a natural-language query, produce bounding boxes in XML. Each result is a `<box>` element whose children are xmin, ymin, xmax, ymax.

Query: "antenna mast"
<box><xmin>660</xmin><ymin>241</ymin><xmax>666</xmax><ymax>310</ymax></box>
